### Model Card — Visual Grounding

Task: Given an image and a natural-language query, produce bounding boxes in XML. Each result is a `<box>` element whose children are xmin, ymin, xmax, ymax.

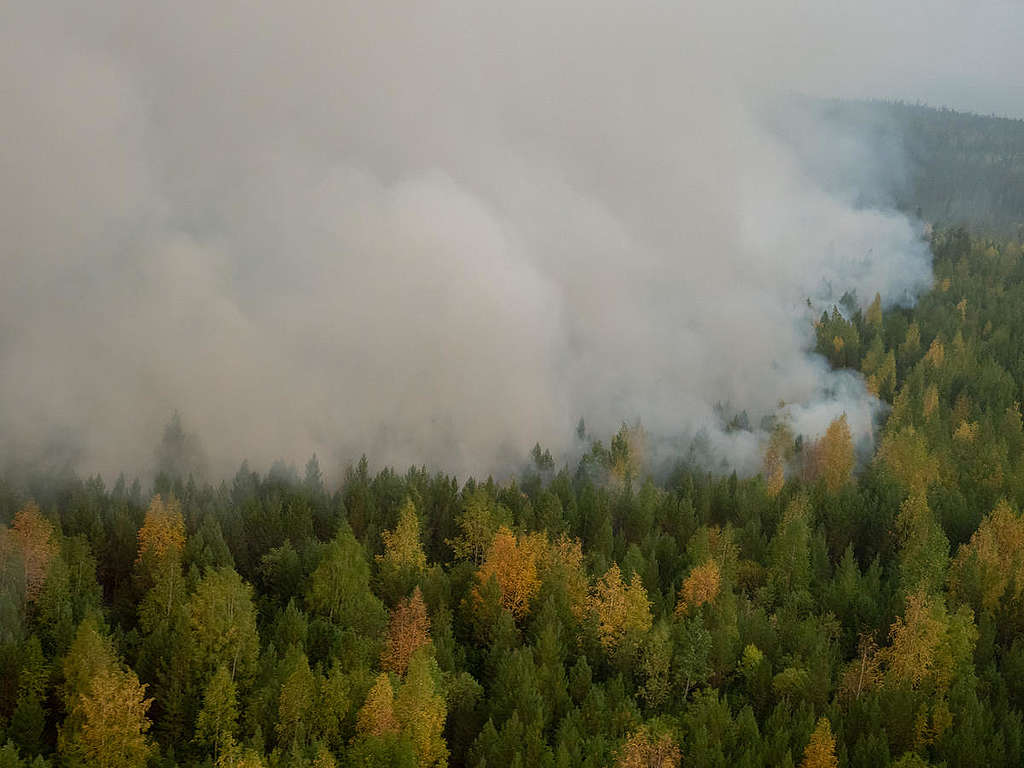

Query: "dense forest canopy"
<box><xmin>793</xmin><ymin>99</ymin><xmax>1024</xmax><ymax>238</ymax></box>
<box><xmin>9</xmin><ymin>0</ymin><xmax>1024</xmax><ymax>765</ymax></box>
<box><xmin>6</xmin><ymin>0</ymin><xmax>1024</xmax><ymax>759</ymax></box>
<box><xmin>4</xmin><ymin>174</ymin><xmax>1024</xmax><ymax>767</ymax></box>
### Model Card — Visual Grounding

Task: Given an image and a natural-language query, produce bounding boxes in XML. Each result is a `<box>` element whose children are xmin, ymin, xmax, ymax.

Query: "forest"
<box><xmin>5</xmin><ymin>109</ymin><xmax>1024</xmax><ymax>766</ymax></box>
<box><xmin>808</xmin><ymin>99</ymin><xmax>1024</xmax><ymax>237</ymax></box>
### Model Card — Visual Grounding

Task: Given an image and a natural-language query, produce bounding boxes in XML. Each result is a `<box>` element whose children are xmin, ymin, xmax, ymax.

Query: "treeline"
<box><xmin>2</xmin><ymin>227</ymin><xmax>1024</xmax><ymax>767</ymax></box>
<box><xmin>816</xmin><ymin>99</ymin><xmax>1024</xmax><ymax>237</ymax></box>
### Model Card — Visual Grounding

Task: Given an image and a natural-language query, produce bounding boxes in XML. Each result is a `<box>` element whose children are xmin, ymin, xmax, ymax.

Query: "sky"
<box><xmin>1</xmin><ymin>0</ymin><xmax>1021</xmax><ymax>482</ymax></box>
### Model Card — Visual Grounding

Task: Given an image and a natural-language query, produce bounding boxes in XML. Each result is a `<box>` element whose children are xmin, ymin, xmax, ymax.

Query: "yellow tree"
<box><xmin>805</xmin><ymin>415</ymin><xmax>855</xmax><ymax>493</ymax></box>
<box><xmin>924</xmin><ymin>337</ymin><xmax>945</xmax><ymax>368</ymax></box>
<box><xmin>865</xmin><ymin>293</ymin><xmax>883</xmax><ymax>330</ymax></box>
<box><xmin>136</xmin><ymin>494</ymin><xmax>185</xmax><ymax>571</ymax></box>
<box><xmin>312</xmin><ymin>744</ymin><xmax>338</xmax><ymax>768</ymax></box>
<box><xmin>922</xmin><ymin>384</ymin><xmax>940</xmax><ymax>420</ymax></box>
<box><xmin>474</xmin><ymin>527</ymin><xmax>545</xmax><ymax>619</ymax></box>
<box><xmin>67</xmin><ymin>667</ymin><xmax>154</xmax><ymax>768</ymax></box>
<box><xmin>11</xmin><ymin>501</ymin><xmax>58</xmax><ymax>601</ymax></box>
<box><xmin>394</xmin><ymin>650</ymin><xmax>448</xmax><ymax>768</ymax></box>
<box><xmin>541</xmin><ymin>534</ymin><xmax>590</xmax><ymax>622</ymax></box>
<box><xmin>136</xmin><ymin>494</ymin><xmax>186</xmax><ymax>624</ymax></box>
<box><xmin>356</xmin><ymin>674</ymin><xmax>399</xmax><ymax>737</ymax></box>
<box><xmin>799</xmin><ymin>717</ymin><xmax>838</xmax><ymax>768</ymax></box>
<box><xmin>949</xmin><ymin>499</ymin><xmax>1024</xmax><ymax>613</ymax></box>
<box><xmin>877</xmin><ymin>426</ymin><xmax>940</xmax><ymax>497</ymax></box>
<box><xmin>60</xmin><ymin>616</ymin><xmax>118</xmax><ymax>722</ymax></box>
<box><xmin>883</xmin><ymin>589</ymin><xmax>976</xmax><ymax>692</ymax></box>
<box><xmin>196</xmin><ymin>664</ymin><xmax>238</xmax><ymax>761</ymax></box>
<box><xmin>839</xmin><ymin>635</ymin><xmax>882</xmax><ymax>702</ymax></box>
<box><xmin>899</xmin><ymin>322</ymin><xmax>921</xmax><ymax>362</ymax></box>
<box><xmin>381</xmin><ymin>587</ymin><xmax>432</xmax><ymax>676</ymax></box>
<box><xmin>868</xmin><ymin>351</ymin><xmax>897</xmax><ymax>401</ymax></box>
<box><xmin>589</xmin><ymin>564</ymin><xmax>652</xmax><ymax>652</ymax></box>
<box><xmin>378</xmin><ymin>499</ymin><xmax>428</xmax><ymax>574</ymax></box>
<box><xmin>217</xmin><ymin>739</ymin><xmax>267</xmax><ymax>768</ymax></box>
<box><xmin>687</xmin><ymin>526</ymin><xmax>739</xmax><ymax>581</ymax></box>
<box><xmin>675</xmin><ymin>559</ymin><xmax>721</xmax><ymax>615</ymax></box>
<box><xmin>615</xmin><ymin>725</ymin><xmax>681</xmax><ymax>768</ymax></box>
<box><xmin>376</xmin><ymin>499</ymin><xmax>429</xmax><ymax>604</ymax></box>
<box><xmin>761</xmin><ymin>425</ymin><xmax>794</xmax><ymax>498</ymax></box>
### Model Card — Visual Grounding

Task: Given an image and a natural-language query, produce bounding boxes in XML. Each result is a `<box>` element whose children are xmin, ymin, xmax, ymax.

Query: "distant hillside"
<box><xmin>813</xmin><ymin>100</ymin><xmax>1024</xmax><ymax>237</ymax></box>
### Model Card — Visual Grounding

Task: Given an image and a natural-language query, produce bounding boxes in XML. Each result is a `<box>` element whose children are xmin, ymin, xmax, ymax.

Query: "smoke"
<box><xmin>6</xmin><ymin>0</ymin><xmax>1011</xmax><ymax>482</ymax></box>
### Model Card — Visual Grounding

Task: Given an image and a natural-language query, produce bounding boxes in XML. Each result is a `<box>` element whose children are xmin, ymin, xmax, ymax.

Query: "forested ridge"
<box><xmin>812</xmin><ymin>100</ymin><xmax>1024</xmax><ymax>237</ymax></box>
<box><xmin>2</xmin><ymin>225</ymin><xmax>1024</xmax><ymax>768</ymax></box>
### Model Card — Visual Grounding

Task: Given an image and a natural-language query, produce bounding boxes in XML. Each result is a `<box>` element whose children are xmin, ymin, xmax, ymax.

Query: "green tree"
<box><xmin>188</xmin><ymin>567</ymin><xmax>260</xmax><ymax>685</ymax></box>
<box><xmin>196</xmin><ymin>664</ymin><xmax>238</xmax><ymax>760</ymax></box>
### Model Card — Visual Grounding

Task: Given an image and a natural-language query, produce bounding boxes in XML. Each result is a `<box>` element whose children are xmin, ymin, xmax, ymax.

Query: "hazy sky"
<box><xmin>1</xmin><ymin>0</ymin><xmax>1019</xmax><ymax>481</ymax></box>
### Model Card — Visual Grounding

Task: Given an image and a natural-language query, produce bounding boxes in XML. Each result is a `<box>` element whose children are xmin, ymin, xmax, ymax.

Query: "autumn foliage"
<box><xmin>10</xmin><ymin>501</ymin><xmax>58</xmax><ymax>601</ymax></box>
<box><xmin>615</xmin><ymin>726</ymin><xmax>681</xmax><ymax>768</ymax></box>
<box><xmin>949</xmin><ymin>498</ymin><xmax>1024</xmax><ymax>613</ymax></box>
<box><xmin>378</xmin><ymin>499</ymin><xmax>428</xmax><ymax>574</ymax></box>
<box><xmin>761</xmin><ymin>425</ymin><xmax>793</xmax><ymax>497</ymax></box>
<box><xmin>75</xmin><ymin>667</ymin><xmax>154</xmax><ymax>768</ymax></box>
<box><xmin>675</xmin><ymin>559</ymin><xmax>721</xmax><ymax>615</ymax></box>
<box><xmin>543</xmin><ymin>533</ymin><xmax>590</xmax><ymax>621</ymax></box>
<box><xmin>877</xmin><ymin>426</ymin><xmax>941</xmax><ymax>496</ymax></box>
<box><xmin>136</xmin><ymin>494</ymin><xmax>185</xmax><ymax>569</ymax></box>
<box><xmin>382</xmin><ymin>587</ymin><xmax>432</xmax><ymax>676</ymax></box>
<box><xmin>356</xmin><ymin>674</ymin><xmax>399</xmax><ymax>737</ymax></box>
<box><xmin>474</xmin><ymin>526</ymin><xmax>545</xmax><ymax>619</ymax></box>
<box><xmin>589</xmin><ymin>563</ymin><xmax>652</xmax><ymax>652</ymax></box>
<box><xmin>883</xmin><ymin>589</ymin><xmax>976</xmax><ymax>692</ymax></box>
<box><xmin>803</xmin><ymin>414</ymin><xmax>855</xmax><ymax>492</ymax></box>
<box><xmin>799</xmin><ymin>717</ymin><xmax>838</xmax><ymax>768</ymax></box>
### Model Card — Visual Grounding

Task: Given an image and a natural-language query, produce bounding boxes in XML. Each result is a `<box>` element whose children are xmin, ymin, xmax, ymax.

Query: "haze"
<box><xmin>2</xmin><ymin>0</ymin><xmax>1020</xmax><ymax>481</ymax></box>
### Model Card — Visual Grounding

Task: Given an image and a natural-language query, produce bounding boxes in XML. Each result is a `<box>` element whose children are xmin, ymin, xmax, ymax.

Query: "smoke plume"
<box><xmin>6</xmin><ymin>0</ymin><xmax>1014</xmax><ymax>481</ymax></box>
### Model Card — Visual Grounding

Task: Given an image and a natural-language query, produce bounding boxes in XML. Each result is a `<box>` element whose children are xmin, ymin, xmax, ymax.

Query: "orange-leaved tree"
<box><xmin>382</xmin><ymin>587</ymin><xmax>432</xmax><ymax>676</ymax></box>
<box><xmin>675</xmin><ymin>559</ymin><xmax>721</xmax><ymax>615</ymax></box>
<box><xmin>10</xmin><ymin>501</ymin><xmax>58</xmax><ymax>602</ymax></box>
<box><xmin>474</xmin><ymin>526</ymin><xmax>546</xmax><ymax>620</ymax></box>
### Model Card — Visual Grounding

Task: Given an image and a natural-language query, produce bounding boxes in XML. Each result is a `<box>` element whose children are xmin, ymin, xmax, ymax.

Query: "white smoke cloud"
<box><xmin>5</xmin><ymin>0</ymin><xmax>1010</xmax><ymax>481</ymax></box>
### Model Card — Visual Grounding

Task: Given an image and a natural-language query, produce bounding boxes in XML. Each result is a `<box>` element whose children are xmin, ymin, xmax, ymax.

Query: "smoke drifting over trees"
<box><xmin>7</xmin><ymin>1</ymin><xmax>1019</xmax><ymax>479</ymax></box>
